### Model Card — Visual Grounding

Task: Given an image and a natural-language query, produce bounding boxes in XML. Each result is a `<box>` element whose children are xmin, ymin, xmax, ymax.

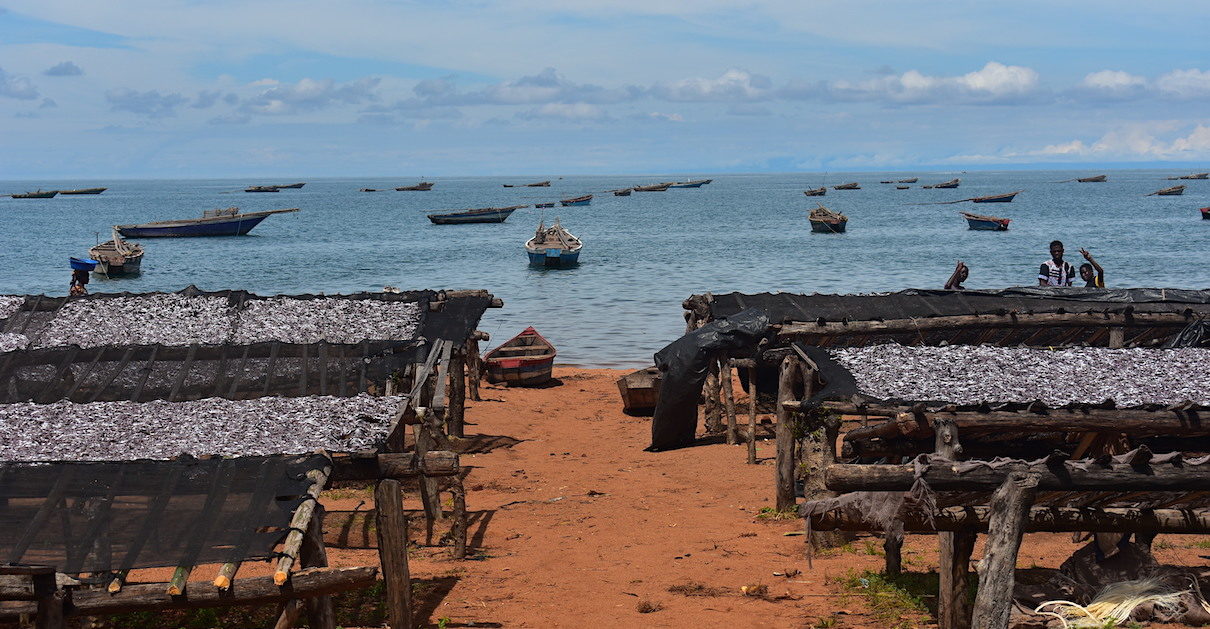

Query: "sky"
<box><xmin>0</xmin><ymin>1</ymin><xmax>1207</xmax><ymax>178</ymax></box>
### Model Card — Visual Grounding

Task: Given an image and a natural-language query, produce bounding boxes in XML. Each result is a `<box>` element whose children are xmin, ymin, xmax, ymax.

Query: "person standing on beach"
<box><xmin>1078</xmin><ymin>248</ymin><xmax>1105</xmax><ymax>287</ymax></box>
<box><xmin>1038</xmin><ymin>240</ymin><xmax>1076</xmax><ymax>287</ymax></box>
<box><xmin>944</xmin><ymin>261</ymin><xmax>968</xmax><ymax>289</ymax></box>
<box><xmin>69</xmin><ymin>269</ymin><xmax>89</xmax><ymax>296</ymax></box>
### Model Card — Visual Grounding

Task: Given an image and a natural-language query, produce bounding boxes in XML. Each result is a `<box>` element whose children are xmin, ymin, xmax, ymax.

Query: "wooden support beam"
<box><xmin>329</xmin><ymin>451</ymin><xmax>460</xmax><ymax>481</ymax></box>
<box><xmin>375</xmin><ymin>479</ymin><xmax>414</xmax><ymax>629</ymax></box>
<box><xmin>746</xmin><ymin>364</ymin><xmax>758</xmax><ymax>465</ymax></box>
<box><xmin>166</xmin><ymin>566</ymin><xmax>190</xmax><ymax>596</ymax></box>
<box><xmin>451</xmin><ymin>473</ymin><xmax>468</xmax><ymax>559</ymax></box>
<box><xmin>810</xmin><ymin>506</ymin><xmax>1210</xmax><ymax>534</ymax></box>
<box><xmin>0</xmin><ymin>568</ymin><xmax>378</xmax><ymax>619</ymax></box>
<box><xmin>844</xmin><ymin>407</ymin><xmax>1210</xmax><ymax>442</ymax></box>
<box><xmin>465</xmin><ymin>337</ymin><xmax>482</xmax><ymax>402</ymax></box>
<box><xmin>775</xmin><ymin>311</ymin><xmax>1192</xmax><ymax>337</ymax></box>
<box><xmin>934</xmin><ymin>418</ymin><xmax>970</xmax><ymax>629</ymax></box>
<box><xmin>275</xmin><ymin>465</ymin><xmax>332</xmax><ymax>586</ymax></box>
<box><xmin>722</xmin><ymin>360</ymin><xmax>737</xmax><ymax>445</ymax></box>
<box><xmin>449</xmin><ymin>351</ymin><xmax>466</xmax><ymax>438</ymax></box>
<box><xmin>825</xmin><ymin>459</ymin><xmax>1210</xmax><ymax>492</ymax></box>
<box><xmin>971</xmin><ymin>472</ymin><xmax>1039</xmax><ymax>629</ymax></box>
<box><xmin>704</xmin><ymin>358</ymin><xmax>722</xmax><ymax>434</ymax></box>
<box><xmin>301</xmin><ymin>507</ymin><xmax>335</xmax><ymax>629</ymax></box>
<box><xmin>775</xmin><ymin>355</ymin><xmax>798</xmax><ymax>511</ymax></box>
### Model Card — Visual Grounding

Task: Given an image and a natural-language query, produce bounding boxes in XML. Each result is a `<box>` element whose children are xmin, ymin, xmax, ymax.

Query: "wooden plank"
<box><xmin>375</xmin><ymin>479</ymin><xmax>414</xmax><ymax>629</ymax></box>
<box><xmin>971</xmin><ymin>472</ymin><xmax>1039</xmax><ymax>629</ymax></box>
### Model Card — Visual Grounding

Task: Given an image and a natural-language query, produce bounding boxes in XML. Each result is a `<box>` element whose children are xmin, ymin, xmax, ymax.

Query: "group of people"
<box><xmin>945</xmin><ymin>240</ymin><xmax>1105</xmax><ymax>290</ymax></box>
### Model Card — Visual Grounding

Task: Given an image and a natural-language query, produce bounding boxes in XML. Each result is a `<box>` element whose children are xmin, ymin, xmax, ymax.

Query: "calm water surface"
<box><xmin>2</xmin><ymin>171</ymin><xmax>1207</xmax><ymax>366</ymax></box>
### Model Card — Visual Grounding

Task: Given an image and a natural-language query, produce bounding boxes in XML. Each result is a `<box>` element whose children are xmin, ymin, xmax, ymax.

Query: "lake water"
<box><xmin>2</xmin><ymin>171</ymin><xmax>1207</xmax><ymax>366</ymax></box>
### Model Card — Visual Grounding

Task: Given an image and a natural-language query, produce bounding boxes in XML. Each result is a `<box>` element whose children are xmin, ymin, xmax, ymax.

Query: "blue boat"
<box><xmin>960</xmin><ymin>211</ymin><xmax>1010</xmax><ymax>231</ymax></box>
<box><xmin>115</xmin><ymin>207</ymin><xmax>299</xmax><ymax>238</ymax></box>
<box><xmin>525</xmin><ymin>218</ymin><xmax>582</xmax><ymax>267</ymax></box>
<box><xmin>560</xmin><ymin>194</ymin><xmax>592</xmax><ymax>207</ymax></box>
<box><xmin>69</xmin><ymin>257</ymin><xmax>98</xmax><ymax>271</ymax></box>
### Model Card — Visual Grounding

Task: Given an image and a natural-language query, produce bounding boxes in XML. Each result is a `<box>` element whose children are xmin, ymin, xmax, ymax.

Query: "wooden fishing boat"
<box><xmin>427</xmin><ymin>205</ymin><xmax>524</xmax><ymax>225</ymax></box>
<box><xmin>832</xmin><ymin>182</ymin><xmax>860</xmax><ymax>190</ymax></box>
<box><xmin>88</xmin><ymin>229</ymin><xmax>144</xmax><ymax>276</ymax></box>
<box><xmin>534</xmin><ymin>202</ymin><xmax>556</xmax><ymax>208</ymax></box>
<box><xmin>668</xmin><ymin>179</ymin><xmax>712</xmax><ymax>188</ymax></box>
<box><xmin>898</xmin><ymin>177</ymin><xmax>918</xmax><ymax>183</ymax></box>
<box><xmin>11</xmin><ymin>190</ymin><xmax>57</xmax><ymax>198</ymax></box>
<box><xmin>245</xmin><ymin>185</ymin><xmax>279</xmax><ymax>193</ymax></box>
<box><xmin>879</xmin><ymin>180</ymin><xmax>894</xmax><ymax>184</ymax></box>
<box><xmin>360</xmin><ymin>188</ymin><xmax>383</xmax><ymax>192</ymax></box>
<box><xmin>803</xmin><ymin>187</ymin><xmax>826</xmax><ymax>197</ymax></box>
<box><xmin>505</xmin><ymin>180</ymin><xmax>551</xmax><ymax>188</ymax></box>
<box><xmin>115</xmin><ymin>207</ymin><xmax>299</xmax><ymax>237</ymax></box>
<box><xmin>932</xmin><ymin>178</ymin><xmax>961</xmax><ymax>189</ymax></box>
<box><xmin>560</xmin><ymin>194</ymin><xmax>592</xmax><ymax>207</ymax></box>
<box><xmin>612</xmin><ymin>188</ymin><xmax>632</xmax><ymax>196</ymax></box>
<box><xmin>484</xmin><ymin>326</ymin><xmax>556</xmax><ymax>386</ymax></box>
<box><xmin>525</xmin><ymin>218</ymin><xmax>581</xmax><ymax>266</ymax></box>
<box><xmin>275</xmin><ymin>182</ymin><xmax>305</xmax><ymax>188</ymax></box>
<box><xmin>961</xmin><ymin>211</ymin><xmax>1010</xmax><ymax>231</ymax></box>
<box><xmin>632</xmin><ymin>183</ymin><xmax>672</xmax><ymax>191</ymax></box>
<box><xmin>616</xmin><ymin>367</ymin><xmax>662</xmax><ymax>415</ymax></box>
<box><xmin>1148</xmin><ymin>185</ymin><xmax>1185</xmax><ymax>196</ymax></box>
<box><xmin>808</xmin><ymin>204</ymin><xmax>847</xmax><ymax>233</ymax></box>
<box><xmin>970</xmin><ymin>190</ymin><xmax>1022</xmax><ymax>203</ymax></box>
<box><xmin>896</xmin><ymin>185</ymin><xmax>910</xmax><ymax>190</ymax></box>
<box><xmin>1076</xmin><ymin>175</ymin><xmax>1107</xmax><ymax>183</ymax></box>
<box><xmin>58</xmin><ymin>187</ymin><xmax>107</xmax><ymax>195</ymax></box>
<box><xmin>396</xmin><ymin>182</ymin><xmax>434</xmax><ymax>191</ymax></box>
<box><xmin>1168</xmin><ymin>173</ymin><xmax>1209</xmax><ymax>180</ymax></box>
<box><xmin>1201</xmin><ymin>207</ymin><xmax>1210</xmax><ymax>220</ymax></box>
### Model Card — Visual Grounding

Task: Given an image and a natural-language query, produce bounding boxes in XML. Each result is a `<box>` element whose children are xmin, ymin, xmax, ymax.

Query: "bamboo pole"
<box><xmin>274</xmin><ymin>465</ymin><xmax>331</xmax><ymax>586</ymax></box>
<box><xmin>213</xmin><ymin>563</ymin><xmax>239</xmax><ymax>590</ymax></box>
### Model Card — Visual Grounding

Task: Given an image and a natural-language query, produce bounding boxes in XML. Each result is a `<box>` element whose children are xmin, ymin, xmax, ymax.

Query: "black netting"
<box><xmin>0</xmin><ymin>454</ymin><xmax>326</xmax><ymax>574</ymax></box>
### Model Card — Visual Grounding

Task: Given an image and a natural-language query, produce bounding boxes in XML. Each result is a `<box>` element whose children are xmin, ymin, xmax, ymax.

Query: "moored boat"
<box><xmin>396</xmin><ymin>182</ymin><xmax>434</xmax><ymax>191</ymax></box>
<box><xmin>483</xmin><ymin>327</ymin><xmax>556</xmax><ymax>387</ymax></box>
<box><xmin>616</xmin><ymin>367</ymin><xmax>662</xmax><ymax>415</ymax></box>
<box><xmin>632</xmin><ymin>183</ymin><xmax>672</xmax><ymax>191</ymax></box>
<box><xmin>803</xmin><ymin>187</ymin><xmax>826</xmax><ymax>197</ymax></box>
<box><xmin>612</xmin><ymin>188</ymin><xmax>632</xmax><ymax>196</ymax></box>
<box><xmin>1169</xmin><ymin>173</ymin><xmax>1209</xmax><ymax>180</ymax></box>
<box><xmin>360</xmin><ymin>188</ymin><xmax>383</xmax><ymax>192</ymax></box>
<box><xmin>970</xmin><ymin>190</ymin><xmax>1022</xmax><ymax>203</ymax></box>
<box><xmin>11</xmin><ymin>190</ymin><xmax>57</xmax><ymax>198</ymax></box>
<box><xmin>931</xmin><ymin>178</ymin><xmax>961</xmax><ymax>189</ymax></box>
<box><xmin>560</xmin><ymin>194</ymin><xmax>592</xmax><ymax>207</ymax></box>
<box><xmin>88</xmin><ymin>229</ymin><xmax>144</xmax><ymax>276</ymax></box>
<box><xmin>808</xmin><ymin>204</ymin><xmax>847</xmax><ymax>233</ymax></box>
<box><xmin>898</xmin><ymin>177</ymin><xmax>918</xmax><ymax>183</ymax></box>
<box><xmin>832</xmin><ymin>182</ymin><xmax>860</xmax><ymax>190</ymax></box>
<box><xmin>275</xmin><ymin>182</ymin><xmax>305</xmax><ymax>188</ymax></box>
<box><xmin>1148</xmin><ymin>185</ymin><xmax>1186</xmax><ymax>196</ymax></box>
<box><xmin>1076</xmin><ymin>175</ymin><xmax>1107</xmax><ymax>183</ymax></box>
<box><xmin>534</xmin><ymin>202</ymin><xmax>556</xmax><ymax>208</ymax></box>
<box><xmin>1201</xmin><ymin>207</ymin><xmax>1210</xmax><ymax>220</ymax></box>
<box><xmin>525</xmin><ymin>218</ymin><xmax>582</xmax><ymax>266</ymax></box>
<box><xmin>427</xmin><ymin>205</ymin><xmax>525</xmax><ymax>225</ymax></box>
<box><xmin>115</xmin><ymin>207</ymin><xmax>299</xmax><ymax>237</ymax></box>
<box><xmin>668</xmin><ymin>179</ymin><xmax>712</xmax><ymax>188</ymax></box>
<box><xmin>896</xmin><ymin>185</ymin><xmax>910</xmax><ymax>190</ymax></box>
<box><xmin>245</xmin><ymin>185</ymin><xmax>279</xmax><ymax>193</ymax></box>
<box><xmin>961</xmin><ymin>211</ymin><xmax>1010</xmax><ymax>231</ymax></box>
<box><xmin>58</xmin><ymin>187</ymin><xmax>107</xmax><ymax>195</ymax></box>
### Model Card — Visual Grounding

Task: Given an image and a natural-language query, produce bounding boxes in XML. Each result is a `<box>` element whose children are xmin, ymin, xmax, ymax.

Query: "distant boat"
<box><xmin>880</xmin><ymin>180</ymin><xmax>894</xmax><ymax>184</ymax></box>
<box><xmin>809</xmin><ymin>204</ymin><xmax>847</xmax><ymax>233</ymax></box>
<box><xmin>245</xmin><ymin>185</ymin><xmax>279</xmax><ymax>193</ymax></box>
<box><xmin>525</xmin><ymin>218</ymin><xmax>581</xmax><ymax>266</ymax></box>
<box><xmin>632</xmin><ymin>183</ymin><xmax>672</xmax><ymax>192</ymax></box>
<box><xmin>961</xmin><ymin>211</ymin><xmax>1010</xmax><ymax>231</ymax></box>
<box><xmin>668</xmin><ymin>179</ymin><xmax>712</xmax><ymax>188</ymax></box>
<box><xmin>11</xmin><ymin>190</ymin><xmax>57</xmax><ymax>198</ymax></box>
<box><xmin>617</xmin><ymin>367</ymin><xmax>662</xmax><ymax>416</ymax></box>
<box><xmin>360</xmin><ymin>188</ymin><xmax>383</xmax><ymax>192</ymax></box>
<box><xmin>1076</xmin><ymin>175</ymin><xmax>1107</xmax><ymax>183</ymax></box>
<box><xmin>115</xmin><ymin>207</ymin><xmax>300</xmax><ymax>237</ymax></box>
<box><xmin>88</xmin><ymin>229</ymin><xmax>144</xmax><ymax>276</ymax></box>
<box><xmin>560</xmin><ymin>194</ymin><xmax>592</xmax><ymax>207</ymax></box>
<box><xmin>484</xmin><ymin>326</ymin><xmax>556</xmax><ymax>387</ymax></box>
<box><xmin>898</xmin><ymin>177</ymin><xmax>918</xmax><ymax>183</ymax></box>
<box><xmin>896</xmin><ymin>185</ymin><xmax>910</xmax><ymax>190</ymax></box>
<box><xmin>275</xmin><ymin>182</ymin><xmax>305</xmax><ymax>188</ymax></box>
<box><xmin>612</xmin><ymin>188</ymin><xmax>632</xmax><ymax>196</ymax></box>
<box><xmin>1168</xmin><ymin>173</ymin><xmax>1209</xmax><ymax>180</ymax></box>
<box><xmin>1201</xmin><ymin>207</ymin><xmax>1210</xmax><ymax>220</ymax></box>
<box><xmin>970</xmin><ymin>190</ymin><xmax>1022</xmax><ymax>203</ymax></box>
<box><xmin>1148</xmin><ymin>185</ymin><xmax>1186</xmax><ymax>196</ymax></box>
<box><xmin>503</xmin><ymin>180</ymin><xmax>551</xmax><ymax>188</ymax></box>
<box><xmin>931</xmin><ymin>178</ymin><xmax>961</xmax><ymax>189</ymax></box>
<box><xmin>803</xmin><ymin>187</ymin><xmax>827</xmax><ymax>197</ymax></box>
<box><xmin>534</xmin><ymin>202</ymin><xmax>556</xmax><ymax>208</ymax></box>
<box><xmin>396</xmin><ymin>182</ymin><xmax>434</xmax><ymax>191</ymax></box>
<box><xmin>428</xmin><ymin>205</ymin><xmax>525</xmax><ymax>225</ymax></box>
<box><xmin>58</xmin><ymin>187</ymin><xmax>107</xmax><ymax>195</ymax></box>
<box><xmin>832</xmin><ymin>182</ymin><xmax>860</xmax><ymax>190</ymax></box>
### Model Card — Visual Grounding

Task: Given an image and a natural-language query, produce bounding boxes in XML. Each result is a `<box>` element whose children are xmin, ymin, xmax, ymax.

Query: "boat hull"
<box><xmin>12</xmin><ymin>191</ymin><xmax>57</xmax><ymax>198</ymax></box>
<box><xmin>59</xmin><ymin>187</ymin><xmax>107</xmax><ymax>195</ymax></box>
<box><xmin>971</xmin><ymin>193</ymin><xmax>1018</xmax><ymax>203</ymax></box>
<box><xmin>485</xmin><ymin>356</ymin><xmax>554</xmax><ymax>386</ymax></box>
<box><xmin>668</xmin><ymin>179</ymin><xmax>712</xmax><ymax>188</ymax></box>
<box><xmin>1201</xmin><ymin>207</ymin><xmax>1210</xmax><ymax>220</ymax></box>
<box><xmin>803</xmin><ymin>188</ymin><xmax>826</xmax><ymax>196</ymax></box>
<box><xmin>561</xmin><ymin>199</ymin><xmax>591</xmax><ymax>206</ymax></box>
<box><xmin>616</xmin><ymin>367</ymin><xmax>662</xmax><ymax>416</ymax></box>
<box><xmin>527</xmin><ymin>249</ymin><xmax>581</xmax><ymax>266</ymax></box>
<box><xmin>810</xmin><ymin>220</ymin><xmax>847</xmax><ymax>233</ymax></box>
<box><xmin>428</xmin><ymin>208</ymin><xmax>517</xmax><ymax>224</ymax></box>
<box><xmin>117</xmin><ymin>214</ymin><xmax>269</xmax><ymax>238</ymax></box>
<box><xmin>94</xmin><ymin>255</ymin><xmax>143</xmax><ymax>276</ymax></box>
<box><xmin>966</xmin><ymin>218</ymin><xmax>1009</xmax><ymax>231</ymax></box>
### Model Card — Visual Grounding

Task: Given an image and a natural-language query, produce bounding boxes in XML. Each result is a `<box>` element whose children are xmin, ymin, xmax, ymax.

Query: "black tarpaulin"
<box><xmin>648</xmin><ymin>309</ymin><xmax>770</xmax><ymax>451</ymax></box>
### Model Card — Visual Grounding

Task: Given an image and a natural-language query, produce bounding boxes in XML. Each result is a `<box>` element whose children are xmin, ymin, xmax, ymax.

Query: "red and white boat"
<box><xmin>484</xmin><ymin>327</ymin><xmax>556</xmax><ymax>386</ymax></box>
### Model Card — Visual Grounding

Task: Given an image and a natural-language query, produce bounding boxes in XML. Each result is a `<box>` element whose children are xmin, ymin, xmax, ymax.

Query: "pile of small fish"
<box><xmin>21</xmin><ymin>294</ymin><xmax>422</xmax><ymax>349</ymax></box>
<box><xmin>0</xmin><ymin>394</ymin><xmax>403</xmax><ymax>461</ymax></box>
<box><xmin>35</xmin><ymin>295</ymin><xmax>232</xmax><ymax>348</ymax></box>
<box><xmin>0</xmin><ymin>296</ymin><xmax>24</xmax><ymax>320</ymax></box>
<box><xmin>232</xmin><ymin>298</ymin><xmax>422</xmax><ymax>344</ymax></box>
<box><xmin>0</xmin><ymin>333</ymin><xmax>28</xmax><ymax>352</ymax></box>
<box><xmin>831</xmin><ymin>344</ymin><xmax>1210</xmax><ymax>407</ymax></box>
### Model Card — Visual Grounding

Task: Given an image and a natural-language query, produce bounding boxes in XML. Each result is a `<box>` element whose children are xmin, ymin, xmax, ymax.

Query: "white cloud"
<box><xmin>645</xmin><ymin>111</ymin><xmax>683</xmax><ymax>122</ymax></box>
<box><xmin>241</xmin><ymin>77</ymin><xmax>380</xmax><ymax>115</ymax></box>
<box><xmin>1071</xmin><ymin>69</ymin><xmax>1148</xmax><ymax>101</ymax></box>
<box><xmin>1156</xmin><ymin>69</ymin><xmax>1210</xmax><ymax>99</ymax></box>
<box><xmin>106</xmin><ymin>88</ymin><xmax>187</xmax><ymax>117</ymax></box>
<box><xmin>517</xmin><ymin>102</ymin><xmax>610</xmax><ymax>121</ymax></box>
<box><xmin>650</xmin><ymin>69</ymin><xmax>772</xmax><ymax>102</ymax></box>
<box><xmin>1034</xmin><ymin>124</ymin><xmax>1210</xmax><ymax>159</ymax></box>
<box><xmin>43</xmin><ymin>61</ymin><xmax>83</xmax><ymax>76</ymax></box>
<box><xmin>405</xmin><ymin>68</ymin><xmax>638</xmax><ymax>108</ymax></box>
<box><xmin>0</xmin><ymin>67</ymin><xmax>40</xmax><ymax>100</ymax></box>
<box><xmin>826</xmin><ymin>62</ymin><xmax>1041</xmax><ymax>104</ymax></box>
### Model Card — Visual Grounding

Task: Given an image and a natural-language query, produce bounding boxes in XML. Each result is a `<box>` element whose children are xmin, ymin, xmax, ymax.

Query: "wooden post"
<box><xmin>465</xmin><ymin>335</ymin><xmax>484</xmax><ymax>402</ymax></box>
<box><xmin>1109</xmin><ymin>326</ymin><xmax>1125</xmax><ymax>348</ymax></box>
<box><xmin>375</xmin><ymin>480</ymin><xmax>414</xmax><ymax>629</ymax></box>
<box><xmin>451</xmin><ymin>473</ymin><xmax>468</xmax><ymax>559</ymax></box>
<box><xmin>775</xmin><ymin>355</ymin><xmax>798</xmax><ymax>511</ymax></box>
<box><xmin>414</xmin><ymin>408</ymin><xmax>441</xmax><ymax>546</ymax></box>
<box><xmin>934</xmin><ymin>418</ymin><xmax>974</xmax><ymax>629</ymax></box>
<box><xmin>31</xmin><ymin>570</ymin><xmax>63</xmax><ymax>629</ymax></box>
<box><xmin>704</xmin><ymin>358</ymin><xmax>722</xmax><ymax>434</ymax></box>
<box><xmin>721</xmin><ymin>360</ymin><xmax>737</xmax><ymax>445</ymax></box>
<box><xmin>301</xmin><ymin>507</ymin><xmax>335</xmax><ymax>629</ymax></box>
<box><xmin>971</xmin><ymin>472</ymin><xmax>1040</xmax><ymax>629</ymax></box>
<box><xmin>448</xmin><ymin>351</ymin><xmax>466</xmax><ymax>438</ymax></box>
<box><xmin>884</xmin><ymin>527</ymin><xmax>903</xmax><ymax>575</ymax></box>
<box><xmin>797</xmin><ymin>363</ymin><xmax>845</xmax><ymax>548</ymax></box>
<box><xmin>747</xmin><ymin>364</ymin><xmax>758</xmax><ymax>465</ymax></box>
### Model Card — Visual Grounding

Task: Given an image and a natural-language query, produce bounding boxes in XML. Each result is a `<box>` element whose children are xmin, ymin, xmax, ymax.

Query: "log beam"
<box><xmin>971</xmin><ymin>472</ymin><xmax>1039</xmax><ymax>629</ymax></box>
<box><xmin>775</xmin><ymin>355</ymin><xmax>798</xmax><ymax>511</ymax></box>
<box><xmin>842</xmin><ymin>408</ymin><xmax>1210</xmax><ymax>440</ymax></box>
<box><xmin>809</xmin><ymin>506</ymin><xmax>1210</xmax><ymax>534</ymax></box>
<box><xmin>826</xmin><ymin>460</ymin><xmax>1210</xmax><ymax>492</ymax></box>
<box><xmin>329</xmin><ymin>451</ymin><xmax>460</xmax><ymax>482</ymax></box>
<box><xmin>775</xmin><ymin>312</ymin><xmax>1192</xmax><ymax>337</ymax></box>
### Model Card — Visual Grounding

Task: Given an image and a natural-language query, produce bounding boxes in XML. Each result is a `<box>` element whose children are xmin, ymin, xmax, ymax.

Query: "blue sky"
<box><xmin>0</xmin><ymin>1</ymin><xmax>1207</xmax><ymax>177</ymax></box>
